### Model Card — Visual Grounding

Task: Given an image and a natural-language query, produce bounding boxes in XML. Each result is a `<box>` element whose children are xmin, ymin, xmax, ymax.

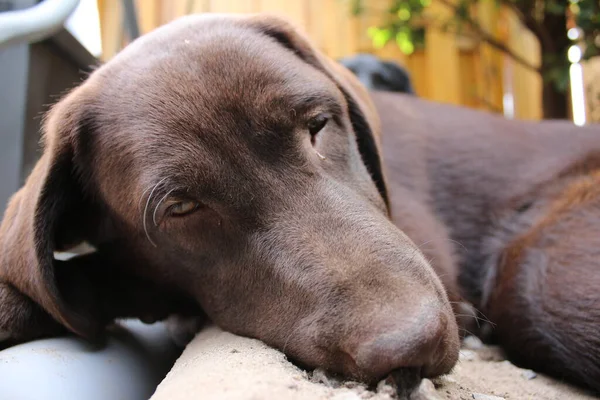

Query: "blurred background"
<box><xmin>0</xmin><ymin>0</ymin><xmax>599</xmax><ymax>207</ymax></box>
<box><xmin>92</xmin><ymin>0</ymin><xmax>599</xmax><ymax>123</ymax></box>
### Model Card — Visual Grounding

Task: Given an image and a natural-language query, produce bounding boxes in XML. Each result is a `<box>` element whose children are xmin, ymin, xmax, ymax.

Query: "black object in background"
<box><xmin>339</xmin><ymin>53</ymin><xmax>416</xmax><ymax>95</ymax></box>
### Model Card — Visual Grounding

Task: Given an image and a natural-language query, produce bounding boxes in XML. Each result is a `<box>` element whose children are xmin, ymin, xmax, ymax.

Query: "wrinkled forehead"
<box><xmin>91</xmin><ymin>16</ymin><xmax>350</xmax><ymax>200</ymax></box>
<box><xmin>98</xmin><ymin>16</ymin><xmax>344</xmax><ymax>132</ymax></box>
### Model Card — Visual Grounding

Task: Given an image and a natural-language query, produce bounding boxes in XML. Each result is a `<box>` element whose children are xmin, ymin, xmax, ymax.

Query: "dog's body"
<box><xmin>375</xmin><ymin>92</ymin><xmax>600</xmax><ymax>392</ymax></box>
<box><xmin>0</xmin><ymin>13</ymin><xmax>598</xmax><ymax>394</ymax></box>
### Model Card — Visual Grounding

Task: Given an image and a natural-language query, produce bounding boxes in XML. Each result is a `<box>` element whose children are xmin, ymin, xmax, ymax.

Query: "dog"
<box><xmin>374</xmin><ymin>92</ymin><xmax>600</xmax><ymax>393</ymax></box>
<box><xmin>339</xmin><ymin>54</ymin><xmax>415</xmax><ymax>95</ymax></box>
<box><xmin>0</xmin><ymin>14</ymin><xmax>460</xmax><ymax>386</ymax></box>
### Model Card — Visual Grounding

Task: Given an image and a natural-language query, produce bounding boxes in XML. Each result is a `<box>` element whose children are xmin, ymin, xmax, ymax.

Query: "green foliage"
<box><xmin>543</xmin><ymin>52</ymin><xmax>572</xmax><ymax>92</ymax></box>
<box><xmin>363</xmin><ymin>0</ymin><xmax>429</xmax><ymax>54</ymax></box>
<box><xmin>351</xmin><ymin>0</ymin><xmax>600</xmax><ymax>92</ymax></box>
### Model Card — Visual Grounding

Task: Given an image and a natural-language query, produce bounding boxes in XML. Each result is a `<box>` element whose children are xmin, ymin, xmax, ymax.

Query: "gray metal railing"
<box><xmin>0</xmin><ymin>0</ymin><xmax>80</xmax><ymax>49</ymax></box>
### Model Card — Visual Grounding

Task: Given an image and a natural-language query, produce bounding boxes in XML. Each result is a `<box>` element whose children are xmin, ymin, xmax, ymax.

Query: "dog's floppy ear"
<box><xmin>243</xmin><ymin>15</ymin><xmax>389</xmax><ymax>210</ymax></box>
<box><xmin>0</xmin><ymin>86</ymin><xmax>102</xmax><ymax>341</ymax></box>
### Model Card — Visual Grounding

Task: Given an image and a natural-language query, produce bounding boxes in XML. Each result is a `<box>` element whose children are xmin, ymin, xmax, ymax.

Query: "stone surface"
<box><xmin>410</xmin><ymin>379</ymin><xmax>443</xmax><ymax>400</ymax></box>
<box><xmin>151</xmin><ymin>326</ymin><xmax>598</xmax><ymax>400</ymax></box>
<box><xmin>472</xmin><ymin>394</ymin><xmax>506</xmax><ymax>400</ymax></box>
<box><xmin>462</xmin><ymin>335</ymin><xmax>484</xmax><ymax>350</ymax></box>
<box><xmin>521</xmin><ymin>369</ymin><xmax>538</xmax><ymax>380</ymax></box>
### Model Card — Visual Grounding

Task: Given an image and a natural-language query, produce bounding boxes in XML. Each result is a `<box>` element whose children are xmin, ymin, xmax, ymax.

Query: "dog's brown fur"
<box><xmin>0</xmin><ymin>15</ymin><xmax>459</xmax><ymax>384</ymax></box>
<box><xmin>374</xmin><ymin>92</ymin><xmax>600</xmax><ymax>393</ymax></box>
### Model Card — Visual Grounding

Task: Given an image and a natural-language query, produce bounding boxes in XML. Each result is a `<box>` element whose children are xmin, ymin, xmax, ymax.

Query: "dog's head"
<box><xmin>0</xmin><ymin>14</ymin><xmax>458</xmax><ymax>382</ymax></box>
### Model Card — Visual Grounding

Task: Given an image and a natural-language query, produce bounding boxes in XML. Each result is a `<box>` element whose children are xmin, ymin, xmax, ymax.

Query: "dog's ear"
<box><xmin>243</xmin><ymin>15</ymin><xmax>389</xmax><ymax>210</ymax></box>
<box><xmin>0</xmin><ymin>86</ymin><xmax>103</xmax><ymax>341</ymax></box>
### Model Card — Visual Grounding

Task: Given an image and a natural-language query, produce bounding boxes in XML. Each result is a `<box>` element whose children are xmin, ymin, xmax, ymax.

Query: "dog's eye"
<box><xmin>307</xmin><ymin>114</ymin><xmax>329</xmax><ymax>143</ymax></box>
<box><xmin>167</xmin><ymin>201</ymin><xmax>201</xmax><ymax>217</ymax></box>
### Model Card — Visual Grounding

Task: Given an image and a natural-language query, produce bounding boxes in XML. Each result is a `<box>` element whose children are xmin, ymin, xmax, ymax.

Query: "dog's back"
<box><xmin>374</xmin><ymin>91</ymin><xmax>600</xmax><ymax>393</ymax></box>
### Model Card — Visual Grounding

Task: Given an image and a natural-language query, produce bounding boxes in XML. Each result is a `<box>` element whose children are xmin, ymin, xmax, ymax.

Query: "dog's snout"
<box><xmin>340</xmin><ymin>304</ymin><xmax>457</xmax><ymax>381</ymax></box>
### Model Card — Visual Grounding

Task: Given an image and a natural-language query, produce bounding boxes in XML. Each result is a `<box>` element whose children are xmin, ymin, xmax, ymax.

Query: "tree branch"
<box><xmin>434</xmin><ymin>0</ymin><xmax>541</xmax><ymax>73</ymax></box>
<box><xmin>497</xmin><ymin>0</ymin><xmax>556</xmax><ymax>52</ymax></box>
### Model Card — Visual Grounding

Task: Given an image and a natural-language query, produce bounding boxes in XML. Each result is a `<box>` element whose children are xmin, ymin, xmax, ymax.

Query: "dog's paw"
<box><xmin>165</xmin><ymin>314</ymin><xmax>206</xmax><ymax>347</ymax></box>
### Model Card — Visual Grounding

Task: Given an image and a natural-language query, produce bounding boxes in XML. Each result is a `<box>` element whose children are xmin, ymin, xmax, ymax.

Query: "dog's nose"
<box><xmin>342</xmin><ymin>304</ymin><xmax>456</xmax><ymax>381</ymax></box>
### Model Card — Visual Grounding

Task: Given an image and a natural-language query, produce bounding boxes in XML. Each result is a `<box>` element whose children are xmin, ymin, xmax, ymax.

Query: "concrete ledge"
<box><xmin>151</xmin><ymin>326</ymin><xmax>597</xmax><ymax>400</ymax></box>
<box><xmin>0</xmin><ymin>320</ymin><xmax>180</xmax><ymax>400</ymax></box>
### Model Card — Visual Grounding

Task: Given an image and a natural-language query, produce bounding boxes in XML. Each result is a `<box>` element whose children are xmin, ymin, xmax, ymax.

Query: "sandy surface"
<box><xmin>151</xmin><ymin>326</ymin><xmax>597</xmax><ymax>400</ymax></box>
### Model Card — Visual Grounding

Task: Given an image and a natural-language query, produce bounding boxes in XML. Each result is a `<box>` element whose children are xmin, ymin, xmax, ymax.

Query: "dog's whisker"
<box><xmin>282</xmin><ymin>326</ymin><xmax>298</xmax><ymax>354</ymax></box>
<box><xmin>453</xmin><ymin>312</ymin><xmax>496</xmax><ymax>327</ymax></box>
<box><xmin>471</xmin><ymin>309</ymin><xmax>495</xmax><ymax>326</ymax></box>
<box><xmin>458</xmin><ymin>327</ymin><xmax>477</xmax><ymax>337</ymax></box>
<box><xmin>153</xmin><ymin>188</ymin><xmax>177</xmax><ymax>226</ymax></box>
<box><xmin>417</xmin><ymin>238</ymin><xmax>469</xmax><ymax>254</ymax></box>
<box><xmin>446</xmin><ymin>238</ymin><xmax>468</xmax><ymax>253</ymax></box>
<box><xmin>407</xmin><ymin>245</ymin><xmax>423</xmax><ymax>267</ymax></box>
<box><xmin>416</xmin><ymin>239</ymin><xmax>435</xmax><ymax>250</ymax></box>
<box><xmin>138</xmin><ymin>185</ymin><xmax>154</xmax><ymax>213</ymax></box>
<box><xmin>142</xmin><ymin>177</ymin><xmax>169</xmax><ymax>247</ymax></box>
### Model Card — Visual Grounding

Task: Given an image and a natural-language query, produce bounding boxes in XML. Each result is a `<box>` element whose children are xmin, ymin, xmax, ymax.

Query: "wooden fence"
<box><xmin>97</xmin><ymin>0</ymin><xmax>548</xmax><ymax>120</ymax></box>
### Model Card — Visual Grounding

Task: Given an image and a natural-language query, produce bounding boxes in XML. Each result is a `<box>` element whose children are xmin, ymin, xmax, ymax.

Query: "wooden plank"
<box><xmin>506</xmin><ymin>9</ymin><xmax>542</xmax><ymax>120</ymax></box>
<box><xmin>406</xmin><ymin>51</ymin><xmax>428</xmax><ymax>97</ymax></box>
<box><xmin>209</xmin><ymin>0</ymin><xmax>256</xmax><ymax>14</ymax></box>
<box><xmin>136</xmin><ymin>0</ymin><xmax>159</xmax><ymax>34</ymax></box>
<box><xmin>190</xmin><ymin>0</ymin><xmax>210</xmax><ymax>13</ymax></box>
<box><xmin>358</xmin><ymin>0</ymin><xmax>389</xmax><ymax>53</ymax></box>
<box><xmin>99</xmin><ymin>0</ymin><xmax>544</xmax><ymax>113</ymax></box>
<box><xmin>582</xmin><ymin>57</ymin><xmax>600</xmax><ymax>123</ymax></box>
<box><xmin>475</xmin><ymin>0</ymin><xmax>504</xmax><ymax>113</ymax></box>
<box><xmin>317</xmin><ymin>0</ymin><xmax>340</xmax><ymax>57</ymax></box>
<box><xmin>345</xmin><ymin>4</ymin><xmax>361</xmax><ymax>55</ymax></box>
<box><xmin>158</xmin><ymin>0</ymin><xmax>188</xmax><ymax>24</ymax></box>
<box><xmin>424</xmin><ymin>1</ymin><xmax>461</xmax><ymax>105</ymax></box>
<box><xmin>304</xmin><ymin>0</ymin><xmax>323</xmax><ymax>51</ymax></box>
<box><xmin>335</xmin><ymin>0</ymin><xmax>352</xmax><ymax>57</ymax></box>
<box><xmin>256</xmin><ymin>0</ymin><xmax>307</xmax><ymax>28</ymax></box>
<box><xmin>97</xmin><ymin>0</ymin><xmax>123</xmax><ymax>61</ymax></box>
<box><xmin>458</xmin><ymin>50</ymin><xmax>478</xmax><ymax>108</ymax></box>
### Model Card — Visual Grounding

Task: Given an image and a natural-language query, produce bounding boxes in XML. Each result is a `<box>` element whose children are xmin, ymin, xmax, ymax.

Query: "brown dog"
<box><xmin>375</xmin><ymin>92</ymin><xmax>600</xmax><ymax>393</ymax></box>
<box><xmin>0</xmin><ymin>14</ymin><xmax>459</xmax><ymax>385</ymax></box>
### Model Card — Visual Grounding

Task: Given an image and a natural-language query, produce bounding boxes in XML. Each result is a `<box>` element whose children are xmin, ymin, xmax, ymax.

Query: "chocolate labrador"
<box><xmin>0</xmin><ymin>14</ymin><xmax>459</xmax><ymax>385</ymax></box>
<box><xmin>375</xmin><ymin>92</ymin><xmax>600</xmax><ymax>393</ymax></box>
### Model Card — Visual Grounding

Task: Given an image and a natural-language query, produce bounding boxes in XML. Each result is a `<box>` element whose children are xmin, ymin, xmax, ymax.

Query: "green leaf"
<box><xmin>456</xmin><ymin>0</ymin><xmax>471</xmax><ymax>20</ymax></box>
<box><xmin>356</xmin><ymin>0</ymin><xmax>598</xmax><ymax>90</ymax></box>
<box><xmin>542</xmin><ymin>51</ymin><xmax>571</xmax><ymax>93</ymax></box>
<box><xmin>396</xmin><ymin>30</ymin><xmax>415</xmax><ymax>54</ymax></box>
<box><xmin>368</xmin><ymin>27</ymin><xmax>392</xmax><ymax>48</ymax></box>
<box><xmin>582</xmin><ymin>36</ymin><xmax>600</xmax><ymax>60</ymax></box>
<box><xmin>546</xmin><ymin>1</ymin><xmax>567</xmax><ymax>16</ymax></box>
<box><xmin>350</xmin><ymin>0</ymin><xmax>363</xmax><ymax>16</ymax></box>
<box><xmin>397</xmin><ymin>7</ymin><xmax>411</xmax><ymax>21</ymax></box>
<box><xmin>569</xmin><ymin>2</ymin><xmax>580</xmax><ymax>15</ymax></box>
